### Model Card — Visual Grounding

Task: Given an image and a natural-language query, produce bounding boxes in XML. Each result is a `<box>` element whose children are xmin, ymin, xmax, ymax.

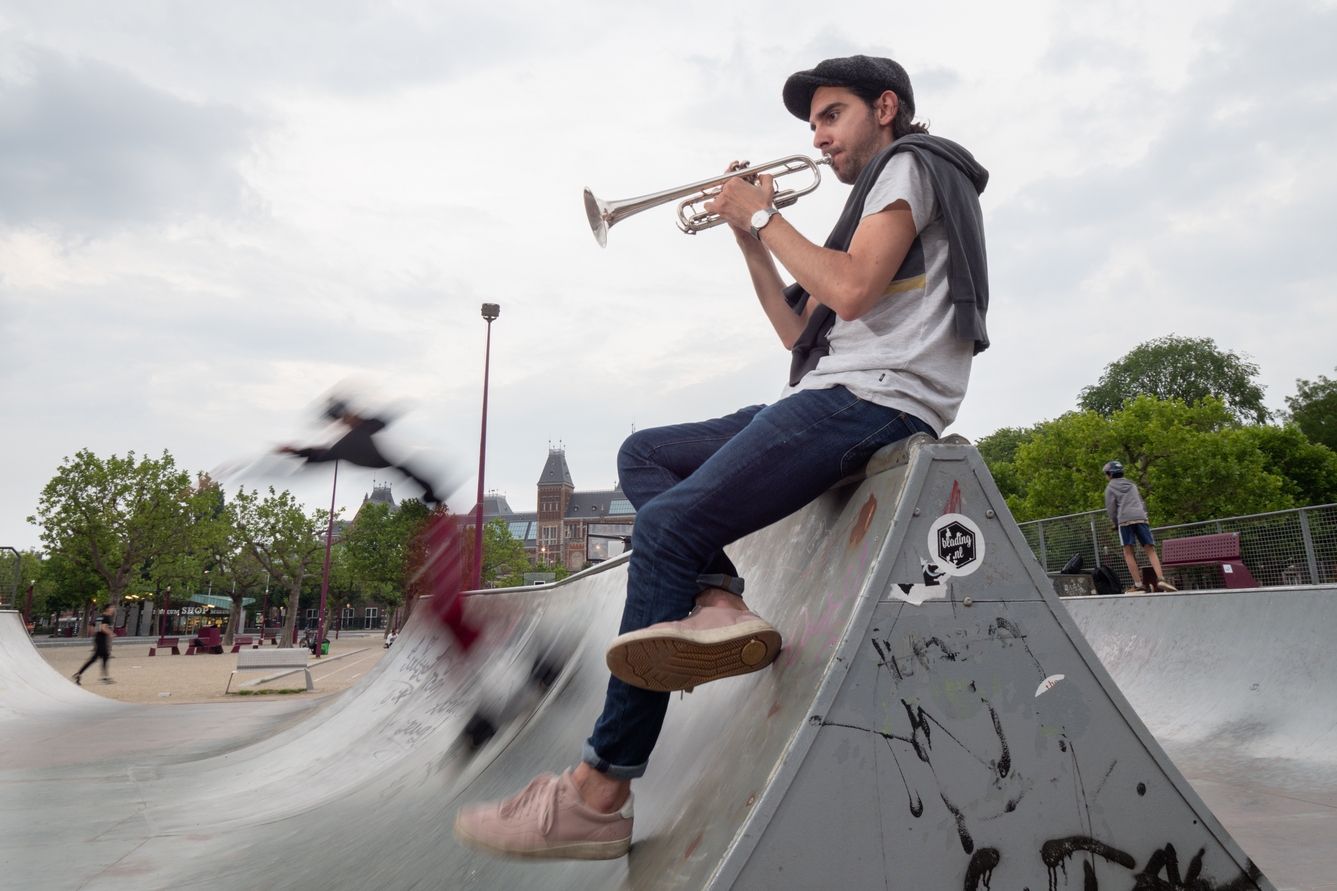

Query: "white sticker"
<box><xmin>889</xmin><ymin>581</ymin><xmax>950</xmax><ymax>606</ymax></box>
<box><xmin>1035</xmin><ymin>674</ymin><xmax>1065</xmax><ymax>697</ymax></box>
<box><xmin>1222</xmin><ymin>564</ymin><xmax>1233</xmax><ymax>574</ymax></box>
<box><xmin>927</xmin><ymin>513</ymin><xmax>986</xmax><ymax>577</ymax></box>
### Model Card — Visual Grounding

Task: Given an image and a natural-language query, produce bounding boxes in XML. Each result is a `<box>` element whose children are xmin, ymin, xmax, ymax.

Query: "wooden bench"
<box><xmin>229</xmin><ymin>635</ymin><xmax>260</xmax><ymax>653</ymax></box>
<box><xmin>148</xmin><ymin>636</ymin><xmax>181</xmax><ymax>656</ymax></box>
<box><xmin>225</xmin><ymin>649</ymin><xmax>314</xmax><ymax>694</ymax></box>
<box><xmin>1161</xmin><ymin>532</ymin><xmax>1258</xmax><ymax>589</ymax></box>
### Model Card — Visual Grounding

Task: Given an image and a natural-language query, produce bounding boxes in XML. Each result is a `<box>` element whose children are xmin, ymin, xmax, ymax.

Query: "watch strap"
<box><xmin>750</xmin><ymin>207</ymin><xmax>780</xmax><ymax>239</ymax></box>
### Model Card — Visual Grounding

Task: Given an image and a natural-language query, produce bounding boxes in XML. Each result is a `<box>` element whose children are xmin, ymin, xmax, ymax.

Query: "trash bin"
<box><xmin>321</xmin><ymin>640</ymin><xmax>330</xmax><ymax>655</ymax></box>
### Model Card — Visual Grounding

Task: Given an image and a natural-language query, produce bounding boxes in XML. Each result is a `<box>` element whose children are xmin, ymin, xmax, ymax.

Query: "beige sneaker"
<box><xmin>454</xmin><ymin>770</ymin><xmax>632</xmax><ymax>860</ymax></box>
<box><xmin>1155</xmin><ymin>578</ymin><xmax>1178</xmax><ymax>592</ymax></box>
<box><xmin>605</xmin><ymin>605</ymin><xmax>782</xmax><ymax>692</ymax></box>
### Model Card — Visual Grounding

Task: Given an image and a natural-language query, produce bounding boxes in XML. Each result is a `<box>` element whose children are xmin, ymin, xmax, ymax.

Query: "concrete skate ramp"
<box><xmin>1065</xmin><ymin>590</ymin><xmax>1337</xmax><ymax>889</ymax></box>
<box><xmin>0</xmin><ymin>437</ymin><xmax>1276</xmax><ymax>890</ymax></box>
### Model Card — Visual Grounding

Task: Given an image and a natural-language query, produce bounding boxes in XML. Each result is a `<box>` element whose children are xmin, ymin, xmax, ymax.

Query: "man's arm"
<box><xmin>1105</xmin><ymin>487</ymin><xmax>1119</xmax><ymax>528</ymax></box>
<box><xmin>707</xmin><ymin>173</ymin><xmax>919</xmax><ymax>330</ymax></box>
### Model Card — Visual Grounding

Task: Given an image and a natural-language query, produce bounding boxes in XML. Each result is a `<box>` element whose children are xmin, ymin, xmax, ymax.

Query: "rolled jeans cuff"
<box><xmin>696</xmin><ymin>573</ymin><xmax>745</xmax><ymax>596</ymax></box>
<box><xmin>582</xmin><ymin>739</ymin><xmax>648</xmax><ymax>780</ymax></box>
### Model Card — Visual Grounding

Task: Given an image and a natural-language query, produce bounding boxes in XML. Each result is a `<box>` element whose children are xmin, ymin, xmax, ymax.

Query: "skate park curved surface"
<box><xmin>1</xmin><ymin>436</ymin><xmax>1330</xmax><ymax>890</ymax></box>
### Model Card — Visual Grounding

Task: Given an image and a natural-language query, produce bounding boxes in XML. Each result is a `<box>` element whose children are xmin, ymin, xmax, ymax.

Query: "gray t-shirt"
<box><xmin>780</xmin><ymin>152</ymin><xmax>973</xmax><ymax>435</ymax></box>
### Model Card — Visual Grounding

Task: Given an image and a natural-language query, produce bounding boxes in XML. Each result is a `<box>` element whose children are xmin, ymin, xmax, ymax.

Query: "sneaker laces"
<box><xmin>498</xmin><ymin>774</ymin><xmax>562</xmax><ymax>835</ymax></box>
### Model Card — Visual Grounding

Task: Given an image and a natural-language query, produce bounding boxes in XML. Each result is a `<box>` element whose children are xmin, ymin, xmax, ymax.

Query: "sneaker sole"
<box><xmin>605</xmin><ymin>621</ymin><xmax>782</xmax><ymax>692</ymax></box>
<box><xmin>453</xmin><ymin>819</ymin><xmax>630</xmax><ymax>860</ymax></box>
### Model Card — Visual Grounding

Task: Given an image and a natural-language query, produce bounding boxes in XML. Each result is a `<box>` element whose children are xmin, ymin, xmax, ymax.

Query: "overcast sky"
<box><xmin>2</xmin><ymin>0</ymin><xmax>1335</xmax><ymax>548</ymax></box>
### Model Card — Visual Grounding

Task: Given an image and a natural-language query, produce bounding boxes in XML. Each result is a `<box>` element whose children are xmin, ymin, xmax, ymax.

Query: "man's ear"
<box><xmin>878</xmin><ymin>90</ymin><xmax>899</xmax><ymax>127</ymax></box>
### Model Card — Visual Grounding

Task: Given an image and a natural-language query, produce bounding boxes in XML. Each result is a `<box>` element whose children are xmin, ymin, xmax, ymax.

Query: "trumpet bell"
<box><xmin>584</xmin><ymin>188</ymin><xmax>612</xmax><ymax>248</ymax></box>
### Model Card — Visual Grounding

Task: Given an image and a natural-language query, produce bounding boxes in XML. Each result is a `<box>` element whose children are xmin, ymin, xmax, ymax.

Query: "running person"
<box><xmin>73</xmin><ymin>603</ymin><xmax>117</xmax><ymax>685</ymax></box>
<box><xmin>454</xmin><ymin>55</ymin><xmax>991</xmax><ymax>860</ymax></box>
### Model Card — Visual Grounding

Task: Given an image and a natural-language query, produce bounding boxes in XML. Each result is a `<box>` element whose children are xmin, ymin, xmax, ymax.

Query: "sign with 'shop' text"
<box><xmin>927</xmin><ymin>513</ymin><xmax>985</xmax><ymax>576</ymax></box>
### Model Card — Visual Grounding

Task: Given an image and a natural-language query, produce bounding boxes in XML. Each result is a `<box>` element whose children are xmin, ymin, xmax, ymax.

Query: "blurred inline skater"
<box><xmin>278</xmin><ymin>397</ymin><xmax>478</xmax><ymax>651</ymax></box>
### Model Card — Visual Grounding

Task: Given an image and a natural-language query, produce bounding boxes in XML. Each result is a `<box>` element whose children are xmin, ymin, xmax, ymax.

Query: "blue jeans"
<box><xmin>582</xmin><ymin>386</ymin><xmax>935</xmax><ymax>778</ymax></box>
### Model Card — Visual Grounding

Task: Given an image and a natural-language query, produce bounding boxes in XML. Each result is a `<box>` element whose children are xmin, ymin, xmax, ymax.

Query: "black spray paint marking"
<box><xmin>940</xmin><ymin>792</ymin><xmax>975</xmax><ymax>855</ymax></box>
<box><xmin>990</xmin><ymin>617</ymin><xmax>1048</xmax><ymax>678</ymax></box>
<box><xmin>984</xmin><ymin>699</ymin><xmax>1011</xmax><ymax>779</ymax></box>
<box><xmin>822</xmin><ymin>720</ymin><xmax>922</xmax><ymax>818</ymax></box>
<box><xmin>1040</xmin><ymin>836</ymin><xmax>1135</xmax><ymax>891</ymax></box>
<box><xmin>1137</xmin><ymin>781</ymin><xmax>1146</xmax><ymax>796</ymax></box>
<box><xmin>963</xmin><ymin>848</ymin><xmax>1000</xmax><ymax>891</ymax></box>
<box><xmin>1092</xmin><ymin>759</ymin><xmax>1118</xmax><ymax>800</ymax></box>
<box><xmin>912</xmin><ymin>635</ymin><xmax>961</xmax><ymax>667</ymax></box>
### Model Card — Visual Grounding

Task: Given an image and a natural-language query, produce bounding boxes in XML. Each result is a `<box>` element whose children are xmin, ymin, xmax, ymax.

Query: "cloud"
<box><xmin>0</xmin><ymin>44</ymin><xmax>261</xmax><ymax>234</ymax></box>
<box><xmin>971</xmin><ymin>0</ymin><xmax>1337</xmax><ymax>424</ymax></box>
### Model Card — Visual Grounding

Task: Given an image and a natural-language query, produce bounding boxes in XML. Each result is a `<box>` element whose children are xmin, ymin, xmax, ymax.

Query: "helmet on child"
<box><xmin>1102</xmin><ymin>460</ymin><xmax>1124</xmax><ymax>476</ymax></box>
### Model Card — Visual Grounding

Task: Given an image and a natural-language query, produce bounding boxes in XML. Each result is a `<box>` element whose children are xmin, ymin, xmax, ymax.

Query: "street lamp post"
<box><xmin>473</xmin><ymin>303</ymin><xmax>501</xmax><ymax>592</ymax></box>
<box><xmin>316</xmin><ymin>461</ymin><xmax>340</xmax><ymax>657</ymax></box>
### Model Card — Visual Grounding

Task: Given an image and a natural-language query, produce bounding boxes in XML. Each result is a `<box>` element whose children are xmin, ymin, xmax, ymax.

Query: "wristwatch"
<box><xmin>749</xmin><ymin>207</ymin><xmax>780</xmax><ymax>239</ymax></box>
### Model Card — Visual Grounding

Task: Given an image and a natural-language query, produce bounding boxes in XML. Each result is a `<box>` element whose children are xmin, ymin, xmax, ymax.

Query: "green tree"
<box><xmin>1009</xmin><ymin>396</ymin><xmax>1292</xmax><ymax>524</ymax></box>
<box><xmin>484</xmin><ymin>518</ymin><xmax>531</xmax><ymax>588</ymax></box>
<box><xmin>29</xmin><ymin>450</ymin><xmax>211</xmax><ymax>610</ymax></box>
<box><xmin>1243</xmin><ymin>424</ymin><xmax>1337</xmax><ymax>507</ymax></box>
<box><xmin>230</xmin><ymin>487</ymin><xmax>329</xmax><ymax>649</ymax></box>
<box><xmin>33</xmin><ymin>550</ymin><xmax>105</xmax><ymax>630</ymax></box>
<box><xmin>1078</xmin><ymin>335</ymin><xmax>1270</xmax><ymax>424</ymax></box>
<box><xmin>1285</xmin><ymin>369</ymin><xmax>1337</xmax><ymax>453</ymax></box>
<box><xmin>341</xmin><ymin>498</ymin><xmax>432</xmax><ymax>611</ymax></box>
<box><xmin>975</xmin><ymin>425</ymin><xmax>1038</xmax><ymax>503</ymax></box>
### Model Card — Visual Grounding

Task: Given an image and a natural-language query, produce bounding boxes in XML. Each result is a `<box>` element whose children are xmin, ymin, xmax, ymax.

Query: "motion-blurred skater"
<box><xmin>73</xmin><ymin>603</ymin><xmax>117</xmax><ymax>685</ymax></box>
<box><xmin>278</xmin><ymin>399</ymin><xmax>442</xmax><ymax>505</ymax></box>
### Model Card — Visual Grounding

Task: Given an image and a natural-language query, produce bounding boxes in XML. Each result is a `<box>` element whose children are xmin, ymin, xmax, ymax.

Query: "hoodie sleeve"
<box><xmin>1105</xmin><ymin>485</ymin><xmax>1119</xmax><ymax>528</ymax></box>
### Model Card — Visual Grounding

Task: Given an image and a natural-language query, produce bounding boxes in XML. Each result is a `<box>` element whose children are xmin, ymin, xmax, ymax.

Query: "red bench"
<box><xmin>187</xmin><ymin>626</ymin><xmax>224</xmax><ymax>655</ymax></box>
<box><xmin>262</xmin><ymin>631</ymin><xmax>280</xmax><ymax>645</ymax></box>
<box><xmin>229</xmin><ymin>635</ymin><xmax>260</xmax><ymax>653</ymax></box>
<box><xmin>1161</xmin><ymin>532</ymin><xmax>1258</xmax><ymax>589</ymax></box>
<box><xmin>148</xmin><ymin>636</ymin><xmax>181</xmax><ymax>656</ymax></box>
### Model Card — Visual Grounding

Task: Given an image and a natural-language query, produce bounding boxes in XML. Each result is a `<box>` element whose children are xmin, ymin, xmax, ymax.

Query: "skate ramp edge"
<box><xmin>0</xmin><ymin>609</ymin><xmax>125</xmax><ymax>718</ymax></box>
<box><xmin>0</xmin><ymin>436</ymin><xmax>1273</xmax><ymax>891</ymax></box>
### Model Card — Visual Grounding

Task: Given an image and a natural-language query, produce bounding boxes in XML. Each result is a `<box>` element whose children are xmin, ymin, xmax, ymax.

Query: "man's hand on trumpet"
<box><xmin>704</xmin><ymin>162</ymin><xmax>776</xmax><ymax>247</ymax></box>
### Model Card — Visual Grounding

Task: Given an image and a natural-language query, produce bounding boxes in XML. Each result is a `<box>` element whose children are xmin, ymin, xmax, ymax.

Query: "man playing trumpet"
<box><xmin>455</xmin><ymin>54</ymin><xmax>990</xmax><ymax>860</ymax></box>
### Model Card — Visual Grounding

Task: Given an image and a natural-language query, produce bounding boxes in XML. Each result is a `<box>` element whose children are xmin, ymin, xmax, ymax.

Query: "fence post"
<box><xmin>1298</xmin><ymin>508</ymin><xmax>1320</xmax><ymax>585</ymax></box>
<box><xmin>1037</xmin><ymin>521</ymin><xmax>1048</xmax><ymax>571</ymax></box>
<box><xmin>1089</xmin><ymin>514</ymin><xmax>1101</xmax><ymax>569</ymax></box>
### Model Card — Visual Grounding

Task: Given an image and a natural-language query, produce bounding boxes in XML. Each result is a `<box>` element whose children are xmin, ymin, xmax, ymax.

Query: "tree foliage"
<box><xmin>1078</xmin><ymin>335</ymin><xmax>1270</xmax><ymax>424</ymax></box>
<box><xmin>1285</xmin><ymin>369</ymin><xmax>1337</xmax><ymax>453</ymax></box>
<box><xmin>340</xmin><ymin>498</ymin><xmax>432</xmax><ymax>610</ymax></box>
<box><xmin>230</xmin><ymin>487</ymin><xmax>330</xmax><ymax>648</ymax></box>
<box><xmin>974</xmin><ymin>426</ymin><xmax>1038</xmax><ymax>503</ymax></box>
<box><xmin>485</xmin><ymin>518</ymin><xmax>531</xmax><ymax>588</ymax></box>
<box><xmin>1006</xmin><ymin>396</ymin><xmax>1309</xmax><ymax>524</ymax></box>
<box><xmin>29</xmin><ymin>450</ymin><xmax>212</xmax><ymax>607</ymax></box>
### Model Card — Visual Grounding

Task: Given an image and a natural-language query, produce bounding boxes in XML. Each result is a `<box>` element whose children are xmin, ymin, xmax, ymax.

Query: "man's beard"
<box><xmin>834</xmin><ymin>112</ymin><xmax>887</xmax><ymax>184</ymax></box>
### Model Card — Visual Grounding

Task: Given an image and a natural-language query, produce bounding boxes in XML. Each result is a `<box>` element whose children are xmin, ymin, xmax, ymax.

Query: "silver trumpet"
<box><xmin>584</xmin><ymin>154</ymin><xmax>831</xmax><ymax>247</ymax></box>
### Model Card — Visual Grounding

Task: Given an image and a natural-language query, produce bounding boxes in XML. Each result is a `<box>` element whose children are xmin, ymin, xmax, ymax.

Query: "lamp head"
<box><xmin>481</xmin><ymin>303</ymin><xmax>500</xmax><ymax>322</ymax></box>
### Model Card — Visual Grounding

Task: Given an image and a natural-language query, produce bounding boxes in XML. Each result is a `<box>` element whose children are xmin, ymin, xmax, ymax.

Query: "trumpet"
<box><xmin>584</xmin><ymin>154</ymin><xmax>831</xmax><ymax>247</ymax></box>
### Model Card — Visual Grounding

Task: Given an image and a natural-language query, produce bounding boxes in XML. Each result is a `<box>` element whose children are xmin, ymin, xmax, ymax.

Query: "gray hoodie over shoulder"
<box><xmin>1105</xmin><ymin>478</ymin><xmax>1149</xmax><ymax>528</ymax></box>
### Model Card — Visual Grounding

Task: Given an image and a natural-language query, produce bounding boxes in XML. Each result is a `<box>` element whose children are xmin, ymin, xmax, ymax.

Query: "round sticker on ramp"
<box><xmin>927</xmin><ymin>513</ymin><xmax>985</xmax><ymax>577</ymax></box>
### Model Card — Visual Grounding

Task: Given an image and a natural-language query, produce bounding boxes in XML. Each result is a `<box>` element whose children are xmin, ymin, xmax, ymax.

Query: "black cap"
<box><xmin>783</xmin><ymin>55</ymin><xmax>914</xmax><ymax>121</ymax></box>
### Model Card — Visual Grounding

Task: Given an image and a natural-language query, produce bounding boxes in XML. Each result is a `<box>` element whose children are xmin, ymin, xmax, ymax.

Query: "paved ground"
<box><xmin>38</xmin><ymin>635</ymin><xmax>389</xmax><ymax>703</ymax></box>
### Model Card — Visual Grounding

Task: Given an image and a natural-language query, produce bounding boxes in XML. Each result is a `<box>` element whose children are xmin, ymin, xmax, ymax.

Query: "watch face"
<box><xmin>751</xmin><ymin>209</ymin><xmax>772</xmax><ymax>229</ymax></box>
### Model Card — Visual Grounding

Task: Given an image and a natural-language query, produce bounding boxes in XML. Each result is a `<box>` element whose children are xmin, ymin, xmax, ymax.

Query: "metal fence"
<box><xmin>1018</xmin><ymin>503</ymin><xmax>1337</xmax><ymax>591</ymax></box>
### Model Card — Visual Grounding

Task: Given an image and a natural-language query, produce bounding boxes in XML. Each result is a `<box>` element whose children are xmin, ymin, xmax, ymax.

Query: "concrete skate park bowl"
<box><xmin>1</xmin><ymin>435</ymin><xmax>1330</xmax><ymax>890</ymax></box>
